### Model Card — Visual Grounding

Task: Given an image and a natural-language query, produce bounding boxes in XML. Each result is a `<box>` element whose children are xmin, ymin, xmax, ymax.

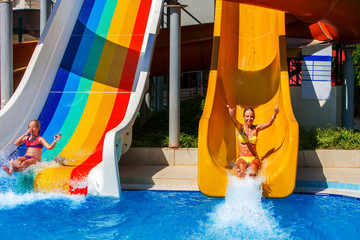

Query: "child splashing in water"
<box><xmin>228</xmin><ymin>105</ymin><xmax>279</xmax><ymax>178</ymax></box>
<box><xmin>2</xmin><ymin>120</ymin><xmax>62</xmax><ymax>177</ymax></box>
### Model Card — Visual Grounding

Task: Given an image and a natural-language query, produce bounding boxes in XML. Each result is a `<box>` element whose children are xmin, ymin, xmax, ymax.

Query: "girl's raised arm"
<box><xmin>40</xmin><ymin>133</ymin><xmax>62</xmax><ymax>150</ymax></box>
<box><xmin>256</xmin><ymin>104</ymin><xmax>279</xmax><ymax>132</ymax></box>
<box><xmin>13</xmin><ymin>129</ymin><xmax>30</xmax><ymax>146</ymax></box>
<box><xmin>228</xmin><ymin>105</ymin><xmax>243</xmax><ymax>131</ymax></box>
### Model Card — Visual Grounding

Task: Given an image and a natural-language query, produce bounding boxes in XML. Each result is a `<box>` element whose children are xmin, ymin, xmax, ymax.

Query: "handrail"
<box><xmin>24</xmin><ymin>0</ymin><xmax>56</xmax><ymax>9</ymax></box>
<box><xmin>181</xmin><ymin>7</ymin><xmax>202</xmax><ymax>24</ymax></box>
<box><xmin>27</xmin><ymin>0</ymin><xmax>40</xmax><ymax>9</ymax></box>
<box><xmin>165</xmin><ymin>0</ymin><xmax>202</xmax><ymax>25</ymax></box>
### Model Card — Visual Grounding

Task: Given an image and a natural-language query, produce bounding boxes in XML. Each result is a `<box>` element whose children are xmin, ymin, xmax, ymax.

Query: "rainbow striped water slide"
<box><xmin>0</xmin><ymin>0</ymin><xmax>163</xmax><ymax>197</ymax></box>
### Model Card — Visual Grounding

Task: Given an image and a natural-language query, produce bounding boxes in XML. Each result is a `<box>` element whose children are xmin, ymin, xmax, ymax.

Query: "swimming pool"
<box><xmin>0</xmin><ymin>174</ymin><xmax>359</xmax><ymax>239</ymax></box>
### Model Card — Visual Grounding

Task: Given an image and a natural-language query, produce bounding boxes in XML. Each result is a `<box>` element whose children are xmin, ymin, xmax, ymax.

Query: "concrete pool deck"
<box><xmin>119</xmin><ymin>148</ymin><xmax>360</xmax><ymax>198</ymax></box>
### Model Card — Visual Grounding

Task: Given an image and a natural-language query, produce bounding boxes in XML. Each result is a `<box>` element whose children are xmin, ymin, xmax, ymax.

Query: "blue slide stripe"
<box><xmin>12</xmin><ymin>0</ymin><xmax>99</xmax><ymax>158</ymax></box>
<box><xmin>41</xmin><ymin>0</ymin><xmax>107</xmax><ymax>158</ymax></box>
<box><xmin>39</xmin><ymin>0</ymin><xmax>95</xmax><ymax>134</ymax></box>
<box><xmin>41</xmin><ymin>0</ymin><xmax>113</xmax><ymax>159</ymax></box>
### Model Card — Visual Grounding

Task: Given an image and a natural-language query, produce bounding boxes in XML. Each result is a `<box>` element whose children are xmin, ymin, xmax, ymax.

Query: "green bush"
<box><xmin>161</xmin><ymin>132</ymin><xmax>198</xmax><ymax>148</ymax></box>
<box><xmin>133</xmin><ymin>97</ymin><xmax>360</xmax><ymax>150</ymax></box>
<box><xmin>299</xmin><ymin>126</ymin><xmax>360</xmax><ymax>150</ymax></box>
<box><xmin>299</xmin><ymin>126</ymin><xmax>317</xmax><ymax>150</ymax></box>
<box><xmin>353</xmin><ymin>44</ymin><xmax>360</xmax><ymax>117</ymax></box>
<box><xmin>132</xmin><ymin>96</ymin><xmax>204</xmax><ymax>148</ymax></box>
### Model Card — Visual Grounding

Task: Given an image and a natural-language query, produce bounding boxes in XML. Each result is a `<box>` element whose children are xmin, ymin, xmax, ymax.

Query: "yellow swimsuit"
<box><xmin>236</xmin><ymin>130</ymin><xmax>259</xmax><ymax>163</ymax></box>
<box><xmin>237</xmin><ymin>131</ymin><xmax>257</xmax><ymax>145</ymax></box>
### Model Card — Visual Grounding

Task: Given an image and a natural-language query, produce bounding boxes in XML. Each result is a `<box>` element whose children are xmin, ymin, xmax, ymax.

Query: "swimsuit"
<box><xmin>24</xmin><ymin>155</ymin><xmax>41</xmax><ymax>161</ymax></box>
<box><xmin>237</xmin><ymin>156</ymin><xmax>261</xmax><ymax>164</ymax></box>
<box><xmin>236</xmin><ymin>128</ymin><xmax>259</xmax><ymax>163</ymax></box>
<box><xmin>25</xmin><ymin>136</ymin><xmax>42</xmax><ymax>161</ymax></box>
<box><xmin>236</xmin><ymin>130</ymin><xmax>257</xmax><ymax>144</ymax></box>
<box><xmin>26</xmin><ymin>136</ymin><xmax>43</xmax><ymax>149</ymax></box>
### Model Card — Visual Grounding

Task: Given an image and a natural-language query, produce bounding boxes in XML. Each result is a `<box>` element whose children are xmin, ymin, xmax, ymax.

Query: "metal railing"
<box><xmin>26</xmin><ymin>0</ymin><xmax>40</xmax><ymax>9</ymax></box>
<box><xmin>23</xmin><ymin>0</ymin><xmax>56</xmax><ymax>9</ymax></box>
<box><xmin>163</xmin><ymin>0</ymin><xmax>203</xmax><ymax>27</ymax></box>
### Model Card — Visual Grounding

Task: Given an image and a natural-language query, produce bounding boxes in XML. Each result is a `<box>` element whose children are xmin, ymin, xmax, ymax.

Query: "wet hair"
<box><xmin>29</xmin><ymin>120</ymin><xmax>41</xmax><ymax>133</ymax></box>
<box><xmin>243</xmin><ymin>107</ymin><xmax>255</xmax><ymax>117</ymax></box>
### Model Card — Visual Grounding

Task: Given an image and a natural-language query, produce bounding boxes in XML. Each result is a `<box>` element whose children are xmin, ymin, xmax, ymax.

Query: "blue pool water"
<box><xmin>0</xmin><ymin>173</ymin><xmax>359</xmax><ymax>239</ymax></box>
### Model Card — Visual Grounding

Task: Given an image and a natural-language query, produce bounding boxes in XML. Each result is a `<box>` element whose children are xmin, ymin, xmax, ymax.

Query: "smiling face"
<box><xmin>28</xmin><ymin>120</ymin><xmax>41</xmax><ymax>136</ymax></box>
<box><xmin>243</xmin><ymin>108</ymin><xmax>255</xmax><ymax>126</ymax></box>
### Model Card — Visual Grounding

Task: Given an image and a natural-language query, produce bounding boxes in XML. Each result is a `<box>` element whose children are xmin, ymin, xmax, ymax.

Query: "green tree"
<box><xmin>354</xmin><ymin>44</ymin><xmax>360</xmax><ymax>86</ymax></box>
<box><xmin>353</xmin><ymin>44</ymin><xmax>360</xmax><ymax>117</ymax></box>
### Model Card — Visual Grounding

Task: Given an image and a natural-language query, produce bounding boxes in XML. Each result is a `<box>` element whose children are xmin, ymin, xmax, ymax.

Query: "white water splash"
<box><xmin>0</xmin><ymin>191</ymin><xmax>85</xmax><ymax>210</ymax></box>
<box><xmin>0</xmin><ymin>145</ymin><xmax>17</xmax><ymax>167</ymax></box>
<box><xmin>69</xmin><ymin>177</ymin><xmax>88</xmax><ymax>190</ymax></box>
<box><xmin>203</xmin><ymin>174</ymin><xmax>290</xmax><ymax>240</ymax></box>
<box><xmin>0</xmin><ymin>155</ymin><xmax>87</xmax><ymax>210</ymax></box>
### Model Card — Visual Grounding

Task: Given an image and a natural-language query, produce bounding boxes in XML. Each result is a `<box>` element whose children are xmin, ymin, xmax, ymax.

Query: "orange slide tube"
<box><xmin>225</xmin><ymin>0</ymin><xmax>360</xmax><ymax>43</ymax></box>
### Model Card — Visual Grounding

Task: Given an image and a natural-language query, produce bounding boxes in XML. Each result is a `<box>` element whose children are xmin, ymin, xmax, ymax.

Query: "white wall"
<box><xmin>290</xmin><ymin>85</ymin><xmax>343</xmax><ymax>129</ymax></box>
<box><xmin>163</xmin><ymin>0</ymin><xmax>215</xmax><ymax>27</ymax></box>
<box><xmin>180</xmin><ymin>0</ymin><xmax>214</xmax><ymax>25</ymax></box>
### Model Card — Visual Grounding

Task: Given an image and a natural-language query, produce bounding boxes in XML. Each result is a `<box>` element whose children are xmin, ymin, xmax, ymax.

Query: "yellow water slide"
<box><xmin>198</xmin><ymin>0</ymin><xmax>299</xmax><ymax>198</ymax></box>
